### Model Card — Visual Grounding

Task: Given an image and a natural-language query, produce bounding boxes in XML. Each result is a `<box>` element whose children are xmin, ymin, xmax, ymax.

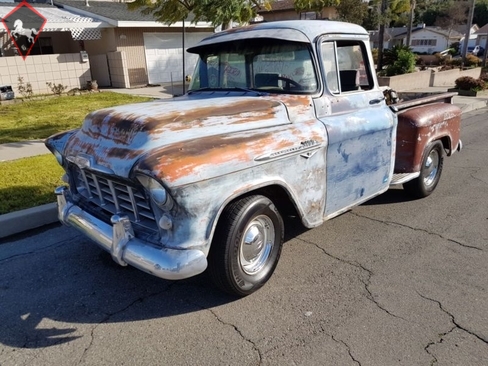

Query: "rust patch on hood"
<box><xmin>78</xmin><ymin>98</ymin><xmax>285</xmax><ymax>146</ymax></box>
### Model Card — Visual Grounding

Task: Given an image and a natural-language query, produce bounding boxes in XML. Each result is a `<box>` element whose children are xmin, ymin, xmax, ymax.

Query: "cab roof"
<box><xmin>187</xmin><ymin>20</ymin><xmax>369</xmax><ymax>53</ymax></box>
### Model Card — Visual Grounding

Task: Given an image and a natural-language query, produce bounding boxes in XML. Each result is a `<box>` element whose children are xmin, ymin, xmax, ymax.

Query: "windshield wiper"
<box><xmin>187</xmin><ymin>87</ymin><xmax>265</xmax><ymax>96</ymax></box>
<box><xmin>187</xmin><ymin>87</ymin><xmax>218</xmax><ymax>94</ymax></box>
<box><xmin>228</xmin><ymin>87</ymin><xmax>265</xmax><ymax>96</ymax></box>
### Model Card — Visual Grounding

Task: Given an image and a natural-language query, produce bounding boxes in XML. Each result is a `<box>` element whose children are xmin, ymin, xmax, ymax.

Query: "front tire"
<box><xmin>208</xmin><ymin>195</ymin><xmax>284</xmax><ymax>297</ymax></box>
<box><xmin>403</xmin><ymin>140</ymin><xmax>444</xmax><ymax>198</ymax></box>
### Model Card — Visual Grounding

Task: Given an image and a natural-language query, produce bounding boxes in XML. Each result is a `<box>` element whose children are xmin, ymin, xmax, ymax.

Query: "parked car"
<box><xmin>46</xmin><ymin>20</ymin><xmax>462</xmax><ymax>296</ymax></box>
<box><xmin>0</xmin><ymin>85</ymin><xmax>14</xmax><ymax>101</ymax></box>
<box><xmin>468</xmin><ymin>45</ymin><xmax>484</xmax><ymax>57</ymax></box>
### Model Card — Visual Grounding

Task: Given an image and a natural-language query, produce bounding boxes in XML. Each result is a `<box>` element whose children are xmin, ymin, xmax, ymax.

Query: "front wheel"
<box><xmin>403</xmin><ymin>140</ymin><xmax>445</xmax><ymax>198</ymax></box>
<box><xmin>208</xmin><ymin>195</ymin><xmax>284</xmax><ymax>297</ymax></box>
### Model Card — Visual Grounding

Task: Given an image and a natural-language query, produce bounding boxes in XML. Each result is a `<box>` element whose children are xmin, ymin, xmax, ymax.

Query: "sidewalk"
<box><xmin>1</xmin><ymin>86</ymin><xmax>487</xmax><ymax>239</ymax></box>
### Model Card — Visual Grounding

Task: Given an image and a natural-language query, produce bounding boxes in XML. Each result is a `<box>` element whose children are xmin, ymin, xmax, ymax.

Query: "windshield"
<box><xmin>188</xmin><ymin>39</ymin><xmax>318</xmax><ymax>94</ymax></box>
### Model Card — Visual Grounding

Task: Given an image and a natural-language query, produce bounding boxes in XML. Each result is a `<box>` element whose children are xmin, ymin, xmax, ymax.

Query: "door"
<box><xmin>319</xmin><ymin>39</ymin><xmax>397</xmax><ymax>218</ymax></box>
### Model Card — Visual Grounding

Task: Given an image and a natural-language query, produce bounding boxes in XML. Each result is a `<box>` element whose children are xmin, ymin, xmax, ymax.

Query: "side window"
<box><xmin>321</xmin><ymin>42</ymin><xmax>339</xmax><ymax>93</ymax></box>
<box><xmin>321</xmin><ymin>40</ymin><xmax>373</xmax><ymax>94</ymax></box>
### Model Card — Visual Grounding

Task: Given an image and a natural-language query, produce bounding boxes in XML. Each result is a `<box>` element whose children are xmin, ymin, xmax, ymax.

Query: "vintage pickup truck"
<box><xmin>46</xmin><ymin>20</ymin><xmax>462</xmax><ymax>296</ymax></box>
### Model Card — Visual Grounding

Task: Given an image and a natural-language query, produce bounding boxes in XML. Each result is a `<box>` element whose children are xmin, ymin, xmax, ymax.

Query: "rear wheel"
<box><xmin>208</xmin><ymin>195</ymin><xmax>284</xmax><ymax>297</ymax></box>
<box><xmin>404</xmin><ymin>140</ymin><xmax>444</xmax><ymax>198</ymax></box>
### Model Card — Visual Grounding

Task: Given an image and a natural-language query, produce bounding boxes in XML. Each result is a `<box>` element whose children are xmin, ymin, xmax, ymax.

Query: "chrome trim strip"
<box><xmin>127</xmin><ymin>186</ymin><xmax>140</xmax><ymax>222</ymax></box>
<box><xmin>390</xmin><ymin>172</ymin><xmax>421</xmax><ymax>186</ymax></box>
<box><xmin>55</xmin><ymin>186</ymin><xmax>207</xmax><ymax>280</ymax></box>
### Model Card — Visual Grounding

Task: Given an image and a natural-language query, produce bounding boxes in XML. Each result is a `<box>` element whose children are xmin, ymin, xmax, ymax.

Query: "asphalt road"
<box><xmin>1</xmin><ymin>109</ymin><xmax>487</xmax><ymax>366</ymax></box>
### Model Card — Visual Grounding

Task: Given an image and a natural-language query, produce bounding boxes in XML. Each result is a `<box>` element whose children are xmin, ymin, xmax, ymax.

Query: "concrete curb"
<box><xmin>0</xmin><ymin>203</ymin><xmax>58</xmax><ymax>240</ymax></box>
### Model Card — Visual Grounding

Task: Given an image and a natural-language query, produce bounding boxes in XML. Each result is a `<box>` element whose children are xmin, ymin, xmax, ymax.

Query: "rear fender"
<box><xmin>395</xmin><ymin>103</ymin><xmax>461</xmax><ymax>173</ymax></box>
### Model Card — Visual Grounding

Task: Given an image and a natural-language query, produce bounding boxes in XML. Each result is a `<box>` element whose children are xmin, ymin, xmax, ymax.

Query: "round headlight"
<box><xmin>150</xmin><ymin>186</ymin><xmax>167</xmax><ymax>206</ymax></box>
<box><xmin>137</xmin><ymin>175</ymin><xmax>168</xmax><ymax>208</ymax></box>
<box><xmin>54</xmin><ymin>150</ymin><xmax>63</xmax><ymax>166</ymax></box>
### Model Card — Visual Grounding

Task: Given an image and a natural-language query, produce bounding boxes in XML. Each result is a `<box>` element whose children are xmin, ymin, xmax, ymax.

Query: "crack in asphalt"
<box><xmin>470</xmin><ymin>171</ymin><xmax>488</xmax><ymax>186</ymax></box>
<box><xmin>0</xmin><ymin>239</ymin><xmax>75</xmax><ymax>264</ymax></box>
<box><xmin>206</xmin><ymin>307</ymin><xmax>263</xmax><ymax>365</ymax></box>
<box><xmin>418</xmin><ymin>292</ymin><xmax>488</xmax><ymax>364</ymax></box>
<box><xmin>351</xmin><ymin>212</ymin><xmax>483</xmax><ymax>251</ymax></box>
<box><xmin>330</xmin><ymin>334</ymin><xmax>361</xmax><ymax>366</ymax></box>
<box><xmin>76</xmin><ymin>283</ymin><xmax>175</xmax><ymax>365</ymax></box>
<box><xmin>180</xmin><ymin>293</ymin><xmax>263</xmax><ymax>365</ymax></box>
<box><xmin>297</xmin><ymin>237</ymin><xmax>407</xmax><ymax>322</ymax></box>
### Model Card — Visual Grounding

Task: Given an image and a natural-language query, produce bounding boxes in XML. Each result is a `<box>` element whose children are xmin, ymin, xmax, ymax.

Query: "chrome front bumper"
<box><xmin>55</xmin><ymin>186</ymin><xmax>207</xmax><ymax>280</ymax></box>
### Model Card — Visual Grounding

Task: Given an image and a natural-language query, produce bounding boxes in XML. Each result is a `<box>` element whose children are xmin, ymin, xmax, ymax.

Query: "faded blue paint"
<box><xmin>320</xmin><ymin>91</ymin><xmax>397</xmax><ymax>217</ymax></box>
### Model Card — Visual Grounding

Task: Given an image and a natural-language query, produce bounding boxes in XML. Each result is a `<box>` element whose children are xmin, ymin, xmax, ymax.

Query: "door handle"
<box><xmin>369</xmin><ymin>97</ymin><xmax>385</xmax><ymax>105</ymax></box>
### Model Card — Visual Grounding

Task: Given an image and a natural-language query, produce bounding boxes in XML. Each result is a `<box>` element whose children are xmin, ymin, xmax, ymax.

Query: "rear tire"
<box><xmin>404</xmin><ymin>140</ymin><xmax>444</xmax><ymax>198</ymax></box>
<box><xmin>208</xmin><ymin>195</ymin><xmax>284</xmax><ymax>297</ymax></box>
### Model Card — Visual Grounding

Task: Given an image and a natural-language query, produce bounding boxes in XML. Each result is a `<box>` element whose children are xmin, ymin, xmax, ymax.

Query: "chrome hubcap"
<box><xmin>423</xmin><ymin>149</ymin><xmax>439</xmax><ymax>187</ymax></box>
<box><xmin>239</xmin><ymin>215</ymin><xmax>275</xmax><ymax>275</ymax></box>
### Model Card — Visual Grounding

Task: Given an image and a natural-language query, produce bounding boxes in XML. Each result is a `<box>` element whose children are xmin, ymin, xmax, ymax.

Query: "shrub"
<box><xmin>439</xmin><ymin>65</ymin><xmax>455</xmax><ymax>71</ymax></box>
<box><xmin>450</xmin><ymin>42</ymin><xmax>460</xmax><ymax>55</ymax></box>
<box><xmin>383</xmin><ymin>45</ymin><xmax>414</xmax><ymax>67</ymax></box>
<box><xmin>46</xmin><ymin>82</ymin><xmax>68</xmax><ymax>95</ymax></box>
<box><xmin>17</xmin><ymin>77</ymin><xmax>33</xmax><ymax>99</ymax></box>
<box><xmin>371</xmin><ymin>48</ymin><xmax>378</xmax><ymax>65</ymax></box>
<box><xmin>455</xmin><ymin>76</ymin><xmax>486</xmax><ymax>91</ymax></box>
<box><xmin>465</xmin><ymin>54</ymin><xmax>481</xmax><ymax>67</ymax></box>
<box><xmin>447</xmin><ymin>58</ymin><xmax>463</xmax><ymax>67</ymax></box>
<box><xmin>385</xmin><ymin>49</ymin><xmax>416</xmax><ymax>76</ymax></box>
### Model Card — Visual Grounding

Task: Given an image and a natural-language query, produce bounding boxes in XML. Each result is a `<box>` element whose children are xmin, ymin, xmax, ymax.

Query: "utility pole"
<box><xmin>406</xmin><ymin>0</ymin><xmax>416</xmax><ymax>47</ymax></box>
<box><xmin>462</xmin><ymin>0</ymin><xmax>476</xmax><ymax>67</ymax></box>
<box><xmin>377</xmin><ymin>0</ymin><xmax>388</xmax><ymax>72</ymax></box>
<box><xmin>182</xmin><ymin>18</ymin><xmax>185</xmax><ymax>94</ymax></box>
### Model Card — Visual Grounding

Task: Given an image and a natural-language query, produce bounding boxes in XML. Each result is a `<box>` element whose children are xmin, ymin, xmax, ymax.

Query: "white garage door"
<box><xmin>143</xmin><ymin>32</ymin><xmax>212</xmax><ymax>84</ymax></box>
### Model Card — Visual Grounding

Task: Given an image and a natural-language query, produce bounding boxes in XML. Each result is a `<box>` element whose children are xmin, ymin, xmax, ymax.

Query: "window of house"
<box><xmin>411</xmin><ymin>39</ymin><xmax>437</xmax><ymax>46</ymax></box>
<box><xmin>300</xmin><ymin>12</ymin><xmax>317</xmax><ymax>20</ymax></box>
<box><xmin>321</xmin><ymin>40</ymin><xmax>373</xmax><ymax>94</ymax></box>
<box><xmin>30</xmin><ymin>37</ymin><xmax>54</xmax><ymax>55</ymax></box>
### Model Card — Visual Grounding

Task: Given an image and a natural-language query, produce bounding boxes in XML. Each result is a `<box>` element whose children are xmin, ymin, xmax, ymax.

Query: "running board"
<box><xmin>390</xmin><ymin>172</ymin><xmax>420</xmax><ymax>186</ymax></box>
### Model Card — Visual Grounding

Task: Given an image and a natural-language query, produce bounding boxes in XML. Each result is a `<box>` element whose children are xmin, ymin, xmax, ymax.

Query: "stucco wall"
<box><xmin>377</xmin><ymin>70</ymin><xmax>432</xmax><ymax>91</ymax></box>
<box><xmin>431</xmin><ymin>67</ymin><xmax>482</xmax><ymax>87</ymax></box>
<box><xmin>107</xmin><ymin>51</ymin><xmax>130</xmax><ymax>88</ymax></box>
<box><xmin>114</xmin><ymin>28</ymin><xmax>147</xmax><ymax>87</ymax></box>
<box><xmin>0</xmin><ymin>53</ymin><xmax>91</xmax><ymax>95</ymax></box>
<box><xmin>377</xmin><ymin>67</ymin><xmax>483</xmax><ymax>91</ymax></box>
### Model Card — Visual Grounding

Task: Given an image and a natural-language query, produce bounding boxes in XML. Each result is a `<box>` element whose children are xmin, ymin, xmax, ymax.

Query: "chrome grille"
<box><xmin>72</xmin><ymin>166</ymin><xmax>158</xmax><ymax>233</ymax></box>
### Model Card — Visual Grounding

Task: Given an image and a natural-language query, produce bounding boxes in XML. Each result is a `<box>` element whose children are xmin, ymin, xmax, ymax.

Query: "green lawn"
<box><xmin>0</xmin><ymin>92</ymin><xmax>151</xmax><ymax>144</ymax></box>
<box><xmin>0</xmin><ymin>154</ymin><xmax>64</xmax><ymax>215</ymax></box>
<box><xmin>0</xmin><ymin>92</ymin><xmax>152</xmax><ymax>214</ymax></box>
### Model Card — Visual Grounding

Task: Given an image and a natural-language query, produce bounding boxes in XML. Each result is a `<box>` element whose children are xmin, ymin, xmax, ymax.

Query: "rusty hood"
<box><xmin>62</xmin><ymin>95</ymin><xmax>319</xmax><ymax>184</ymax></box>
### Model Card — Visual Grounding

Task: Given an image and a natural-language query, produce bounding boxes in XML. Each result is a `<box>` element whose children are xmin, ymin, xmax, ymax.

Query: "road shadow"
<box><xmin>0</xmin><ymin>235</ymin><xmax>239</xmax><ymax>348</ymax></box>
<box><xmin>361</xmin><ymin>188</ymin><xmax>417</xmax><ymax>206</ymax></box>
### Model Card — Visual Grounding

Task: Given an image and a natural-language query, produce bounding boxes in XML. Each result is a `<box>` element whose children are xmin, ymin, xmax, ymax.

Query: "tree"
<box><xmin>336</xmin><ymin>0</ymin><xmax>369</xmax><ymax>25</ymax></box>
<box><xmin>473</xmin><ymin>0</ymin><xmax>488</xmax><ymax>28</ymax></box>
<box><xmin>434</xmin><ymin>1</ymin><xmax>469</xmax><ymax>50</ymax></box>
<box><xmin>374</xmin><ymin>0</ymin><xmax>411</xmax><ymax>71</ymax></box>
<box><xmin>362</xmin><ymin>0</ymin><xmax>380</xmax><ymax>30</ymax></box>
<box><xmin>294</xmin><ymin>0</ymin><xmax>340</xmax><ymax>19</ymax></box>
<box><xmin>127</xmin><ymin>0</ymin><xmax>270</xmax><ymax>28</ymax></box>
<box><xmin>387</xmin><ymin>0</ymin><xmax>411</xmax><ymax>25</ymax></box>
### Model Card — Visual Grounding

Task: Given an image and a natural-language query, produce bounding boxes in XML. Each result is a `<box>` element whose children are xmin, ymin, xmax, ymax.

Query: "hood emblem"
<box><xmin>254</xmin><ymin>140</ymin><xmax>321</xmax><ymax>162</ymax></box>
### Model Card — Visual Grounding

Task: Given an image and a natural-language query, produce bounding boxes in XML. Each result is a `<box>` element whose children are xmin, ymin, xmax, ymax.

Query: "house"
<box><xmin>369</xmin><ymin>27</ymin><xmax>410</xmax><ymax>50</ymax></box>
<box><xmin>256</xmin><ymin>0</ymin><xmax>337</xmax><ymax>22</ymax></box>
<box><xmin>393</xmin><ymin>25</ymin><xmax>464</xmax><ymax>54</ymax></box>
<box><xmin>473</xmin><ymin>24</ymin><xmax>488</xmax><ymax>53</ymax></box>
<box><xmin>0</xmin><ymin>0</ymin><xmax>214</xmax><ymax>95</ymax></box>
<box><xmin>369</xmin><ymin>24</ymin><xmax>465</xmax><ymax>54</ymax></box>
<box><xmin>54</xmin><ymin>0</ymin><xmax>214</xmax><ymax>87</ymax></box>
